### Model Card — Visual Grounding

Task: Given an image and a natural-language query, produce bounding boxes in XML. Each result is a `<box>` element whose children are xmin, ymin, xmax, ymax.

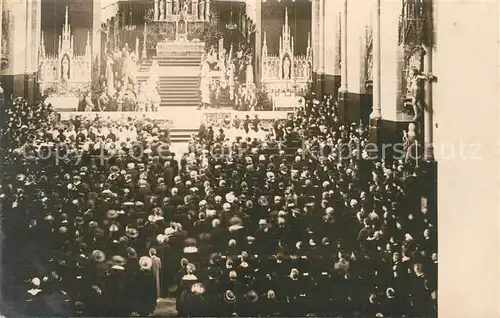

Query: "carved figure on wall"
<box><xmin>183</xmin><ymin>0</ymin><xmax>190</xmax><ymax>15</ymax></box>
<box><xmin>178</xmin><ymin>19</ymin><xmax>186</xmax><ymax>38</ymax></box>
<box><xmin>177</xmin><ymin>0</ymin><xmax>184</xmax><ymax>14</ymax></box>
<box><xmin>408</xmin><ymin>67</ymin><xmax>434</xmax><ymax>121</ymax></box>
<box><xmin>173</xmin><ymin>0</ymin><xmax>179</xmax><ymax>14</ymax></box>
<box><xmin>61</xmin><ymin>55</ymin><xmax>70</xmax><ymax>81</ymax></box>
<box><xmin>1</xmin><ymin>10</ymin><xmax>9</xmax><ymax>70</ymax></box>
<box><xmin>160</xmin><ymin>0</ymin><xmax>166</xmax><ymax>20</ymax></box>
<box><xmin>305</xmin><ymin>61</ymin><xmax>311</xmax><ymax>81</ymax></box>
<box><xmin>403</xmin><ymin>122</ymin><xmax>418</xmax><ymax>162</ymax></box>
<box><xmin>282</xmin><ymin>55</ymin><xmax>291</xmax><ymax>80</ymax></box>
<box><xmin>199</xmin><ymin>0</ymin><xmax>205</xmax><ymax>20</ymax></box>
<box><xmin>365</xmin><ymin>30</ymin><xmax>373</xmax><ymax>85</ymax></box>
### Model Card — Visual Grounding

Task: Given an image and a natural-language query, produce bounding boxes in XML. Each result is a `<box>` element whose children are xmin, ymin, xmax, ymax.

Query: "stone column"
<box><xmin>338</xmin><ymin>0</ymin><xmax>348</xmax><ymax>122</ymax></box>
<box><xmin>0</xmin><ymin>1</ymin><xmax>2</xmax><ymax>64</ymax></box>
<box><xmin>154</xmin><ymin>0</ymin><xmax>159</xmax><ymax>21</ymax></box>
<box><xmin>25</xmin><ymin>0</ymin><xmax>33</xmax><ymax>74</ymax></box>
<box><xmin>0</xmin><ymin>1</ymin><xmax>2</xmax><ymax>104</ymax></box>
<box><xmin>370</xmin><ymin>0</ymin><xmax>381</xmax><ymax>119</ymax></box>
<box><xmin>25</xmin><ymin>0</ymin><xmax>35</xmax><ymax>105</ymax></box>
<box><xmin>367</xmin><ymin>0</ymin><xmax>382</xmax><ymax>157</ymax></box>
<box><xmin>423</xmin><ymin>2</ymin><xmax>434</xmax><ymax>161</ymax></box>
<box><xmin>332</xmin><ymin>12</ymin><xmax>341</xmax><ymax>99</ymax></box>
<box><xmin>4</xmin><ymin>0</ymin><xmax>27</xmax><ymax>98</ymax></box>
<box><xmin>311</xmin><ymin>0</ymin><xmax>318</xmax><ymax>93</ymax></box>
<box><xmin>0</xmin><ymin>0</ymin><xmax>41</xmax><ymax>101</ymax></box>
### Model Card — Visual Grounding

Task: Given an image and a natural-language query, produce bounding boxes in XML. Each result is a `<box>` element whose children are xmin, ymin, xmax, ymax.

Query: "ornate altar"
<box><xmin>261</xmin><ymin>8</ymin><xmax>312</xmax><ymax>95</ymax></box>
<box><xmin>155</xmin><ymin>10</ymin><xmax>205</xmax><ymax>56</ymax></box>
<box><xmin>38</xmin><ymin>7</ymin><xmax>91</xmax><ymax>97</ymax></box>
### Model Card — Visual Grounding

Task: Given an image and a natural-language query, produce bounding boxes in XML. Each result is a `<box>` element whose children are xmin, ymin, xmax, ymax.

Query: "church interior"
<box><xmin>0</xmin><ymin>0</ymin><xmax>498</xmax><ymax>317</ymax></box>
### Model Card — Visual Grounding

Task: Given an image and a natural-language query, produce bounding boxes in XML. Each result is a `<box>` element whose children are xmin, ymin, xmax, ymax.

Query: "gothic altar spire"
<box><xmin>40</xmin><ymin>32</ymin><xmax>46</xmax><ymax>58</ymax></box>
<box><xmin>60</xmin><ymin>6</ymin><xmax>73</xmax><ymax>56</ymax></box>
<box><xmin>285</xmin><ymin>7</ymin><xmax>288</xmax><ymax>29</ymax></box>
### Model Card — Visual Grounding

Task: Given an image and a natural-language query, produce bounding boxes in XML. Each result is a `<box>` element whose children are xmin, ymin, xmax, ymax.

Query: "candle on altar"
<box><xmin>135</xmin><ymin>38</ymin><xmax>140</xmax><ymax>58</ymax></box>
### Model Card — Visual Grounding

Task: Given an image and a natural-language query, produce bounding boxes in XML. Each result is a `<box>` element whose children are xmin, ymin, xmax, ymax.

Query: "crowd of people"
<box><xmin>77</xmin><ymin>45</ymin><xmax>161</xmax><ymax>112</ymax></box>
<box><xmin>1</xmin><ymin>91</ymin><xmax>437</xmax><ymax>317</ymax></box>
<box><xmin>201</xmin><ymin>44</ymin><xmax>272</xmax><ymax>111</ymax></box>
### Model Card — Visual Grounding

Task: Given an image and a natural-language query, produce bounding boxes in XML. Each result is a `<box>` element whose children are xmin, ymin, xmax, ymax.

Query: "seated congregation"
<box><xmin>0</xmin><ymin>93</ymin><xmax>437</xmax><ymax>317</ymax></box>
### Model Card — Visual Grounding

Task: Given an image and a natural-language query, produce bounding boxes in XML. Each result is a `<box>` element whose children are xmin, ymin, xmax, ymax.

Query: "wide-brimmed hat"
<box><xmin>126</xmin><ymin>228</ymin><xmax>139</xmax><ymax>239</ymax></box>
<box><xmin>74</xmin><ymin>216</ymin><xmax>84</xmax><ymax>225</ymax></box>
<box><xmin>92</xmin><ymin>250</ymin><xmax>106</xmax><ymax>263</ymax></box>
<box><xmin>245</xmin><ymin>290</ymin><xmax>259</xmax><ymax>302</ymax></box>
<box><xmin>224</xmin><ymin>290</ymin><xmax>236</xmax><ymax>303</ymax></box>
<box><xmin>258</xmin><ymin>196</ymin><xmax>269</xmax><ymax>206</ymax></box>
<box><xmin>139</xmin><ymin>256</ymin><xmax>152</xmax><ymax>270</ymax></box>
<box><xmin>111</xmin><ymin>255</ymin><xmax>126</xmax><ymax>266</ymax></box>
<box><xmin>164</xmin><ymin>227</ymin><xmax>175</xmax><ymax>236</ymax></box>
<box><xmin>225</xmin><ymin>192</ymin><xmax>236</xmax><ymax>203</ymax></box>
<box><xmin>126</xmin><ymin>247</ymin><xmax>138</xmax><ymax>259</ymax></box>
<box><xmin>107</xmin><ymin>210</ymin><xmax>119</xmax><ymax>219</ymax></box>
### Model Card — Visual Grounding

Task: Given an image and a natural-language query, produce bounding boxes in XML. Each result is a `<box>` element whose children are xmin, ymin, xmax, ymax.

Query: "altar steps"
<box><xmin>159</xmin><ymin>76</ymin><xmax>200</xmax><ymax>107</ymax></box>
<box><xmin>136</xmin><ymin>52</ymin><xmax>202</xmax><ymax>107</ymax></box>
<box><xmin>169</xmin><ymin>128</ymin><xmax>198</xmax><ymax>143</ymax></box>
<box><xmin>138</xmin><ymin>55</ymin><xmax>202</xmax><ymax>72</ymax></box>
<box><xmin>136</xmin><ymin>75</ymin><xmax>200</xmax><ymax>107</ymax></box>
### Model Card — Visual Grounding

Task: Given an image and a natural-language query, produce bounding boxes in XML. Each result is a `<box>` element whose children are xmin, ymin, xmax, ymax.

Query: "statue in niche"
<box><xmin>183</xmin><ymin>0</ymin><xmax>190</xmax><ymax>15</ymax></box>
<box><xmin>160</xmin><ymin>0</ymin><xmax>166</xmax><ymax>20</ymax></box>
<box><xmin>177</xmin><ymin>19</ymin><xmax>186</xmax><ymax>38</ymax></box>
<box><xmin>61</xmin><ymin>55</ymin><xmax>70</xmax><ymax>81</ymax></box>
<box><xmin>304</xmin><ymin>61</ymin><xmax>311</xmax><ymax>80</ymax></box>
<box><xmin>173</xmin><ymin>0</ymin><xmax>178</xmax><ymax>14</ymax></box>
<box><xmin>403</xmin><ymin>122</ymin><xmax>418</xmax><ymax>163</ymax></box>
<box><xmin>199</xmin><ymin>0</ymin><xmax>205</xmax><ymax>20</ymax></box>
<box><xmin>177</xmin><ymin>0</ymin><xmax>183</xmax><ymax>14</ymax></box>
<box><xmin>282</xmin><ymin>55</ymin><xmax>291</xmax><ymax>80</ymax></box>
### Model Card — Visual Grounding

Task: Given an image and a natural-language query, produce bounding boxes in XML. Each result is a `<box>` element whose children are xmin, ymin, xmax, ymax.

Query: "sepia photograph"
<box><xmin>0</xmin><ymin>0</ymin><xmax>498</xmax><ymax>317</ymax></box>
